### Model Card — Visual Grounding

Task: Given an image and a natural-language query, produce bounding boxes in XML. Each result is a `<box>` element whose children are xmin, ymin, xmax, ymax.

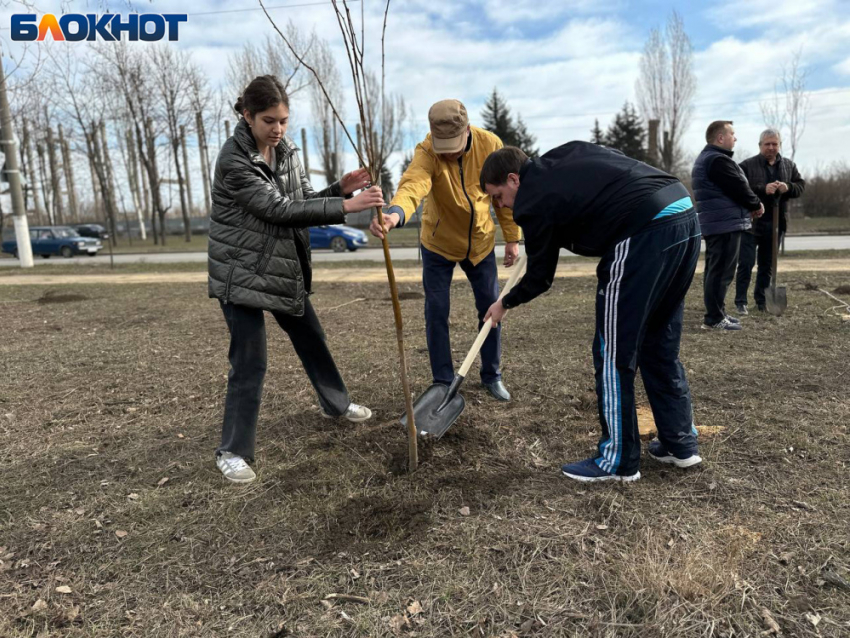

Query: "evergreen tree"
<box><xmin>590</xmin><ymin>119</ymin><xmax>605</xmax><ymax>144</ymax></box>
<box><xmin>513</xmin><ymin>115</ymin><xmax>538</xmax><ymax>157</ymax></box>
<box><xmin>604</xmin><ymin>102</ymin><xmax>647</xmax><ymax>162</ymax></box>
<box><xmin>481</xmin><ymin>88</ymin><xmax>538</xmax><ymax>157</ymax></box>
<box><xmin>481</xmin><ymin>89</ymin><xmax>513</xmax><ymax>143</ymax></box>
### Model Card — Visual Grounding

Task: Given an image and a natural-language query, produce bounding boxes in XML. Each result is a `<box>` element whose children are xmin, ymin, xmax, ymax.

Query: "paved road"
<box><xmin>2</xmin><ymin>234</ymin><xmax>849</xmax><ymax>268</ymax></box>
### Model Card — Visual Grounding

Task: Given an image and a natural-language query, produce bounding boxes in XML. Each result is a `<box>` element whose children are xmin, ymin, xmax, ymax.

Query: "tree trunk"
<box><xmin>196</xmin><ymin>111</ymin><xmax>211</xmax><ymax>216</ymax></box>
<box><xmin>99</xmin><ymin>121</ymin><xmax>120</xmax><ymax>245</ymax></box>
<box><xmin>22</xmin><ymin>118</ymin><xmax>44</xmax><ymax>225</ymax></box>
<box><xmin>45</xmin><ymin>124</ymin><xmax>64</xmax><ymax>225</ymax></box>
<box><xmin>144</xmin><ymin>117</ymin><xmax>167</xmax><ymax>246</ymax></box>
<box><xmin>87</xmin><ymin>136</ymin><xmax>102</xmax><ymax>224</ymax></box>
<box><xmin>36</xmin><ymin>142</ymin><xmax>52</xmax><ymax>224</ymax></box>
<box><xmin>134</xmin><ymin>125</ymin><xmax>155</xmax><ymax>244</ymax></box>
<box><xmin>90</xmin><ymin>124</ymin><xmax>116</xmax><ymax>244</ymax></box>
<box><xmin>180</xmin><ymin>124</ymin><xmax>194</xmax><ymax>217</ymax></box>
<box><xmin>224</xmin><ymin>120</ymin><xmax>231</xmax><ymax>139</ymax></box>
<box><xmin>58</xmin><ymin>124</ymin><xmax>79</xmax><ymax>222</ymax></box>
<box><xmin>171</xmin><ymin>133</ymin><xmax>190</xmax><ymax>242</ymax></box>
<box><xmin>301</xmin><ymin>128</ymin><xmax>311</xmax><ymax>175</ymax></box>
<box><xmin>125</xmin><ymin>129</ymin><xmax>147</xmax><ymax>240</ymax></box>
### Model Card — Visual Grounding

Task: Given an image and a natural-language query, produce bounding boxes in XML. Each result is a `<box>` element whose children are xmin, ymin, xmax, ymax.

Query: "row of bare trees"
<box><xmin>7</xmin><ymin>40</ymin><xmax>216</xmax><ymax>245</ymax></box>
<box><xmin>4</xmin><ymin>20</ymin><xmax>410</xmax><ymax>243</ymax></box>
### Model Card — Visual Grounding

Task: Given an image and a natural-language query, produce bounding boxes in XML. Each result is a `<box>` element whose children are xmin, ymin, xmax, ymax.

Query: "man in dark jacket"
<box><xmin>481</xmin><ymin>143</ymin><xmax>702</xmax><ymax>483</ymax></box>
<box><xmin>692</xmin><ymin>121</ymin><xmax>764</xmax><ymax>330</ymax></box>
<box><xmin>735</xmin><ymin>129</ymin><xmax>805</xmax><ymax>313</ymax></box>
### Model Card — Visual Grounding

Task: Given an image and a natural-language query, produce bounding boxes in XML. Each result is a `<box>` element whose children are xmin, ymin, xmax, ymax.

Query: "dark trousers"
<box><xmin>735</xmin><ymin>230</ymin><xmax>785</xmax><ymax>307</ymax></box>
<box><xmin>217</xmin><ymin>299</ymin><xmax>350</xmax><ymax>461</ymax></box>
<box><xmin>594</xmin><ymin>210</ymin><xmax>700</xmax><ymax>476</ymax></box>
<box><xmin>420</xmin><ymin>245</ymin><xmax>501</xmax><ymax>385</ymax></box>
<box><xmin>703</xmin><ymin>231</ymin><xmax>742</xmax><ymax>325</ymax></box>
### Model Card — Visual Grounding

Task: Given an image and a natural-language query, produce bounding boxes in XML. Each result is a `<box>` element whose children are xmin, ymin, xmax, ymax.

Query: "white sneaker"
<box><xmin>216</xmin><ymin>451</ymin><xmax>256</xmax><ymax>483</ymax></box>
<box><xmin>322</xmin><ymin>402</ymin><xmax>372</xmax><ymax>423</ymax></box>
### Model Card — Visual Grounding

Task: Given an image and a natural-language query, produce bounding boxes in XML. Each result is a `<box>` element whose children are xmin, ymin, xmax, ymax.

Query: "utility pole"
<box><xmin>0</xmin><ymin>54</ymin><xmax>34</xmax><ymax>267</ymax></box>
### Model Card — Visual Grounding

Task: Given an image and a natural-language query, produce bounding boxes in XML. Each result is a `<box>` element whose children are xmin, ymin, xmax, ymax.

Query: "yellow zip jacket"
<box><xmin>391</xmin><ymin>126</ymin><xmax>522</xmax><ymax>265</ymax></box>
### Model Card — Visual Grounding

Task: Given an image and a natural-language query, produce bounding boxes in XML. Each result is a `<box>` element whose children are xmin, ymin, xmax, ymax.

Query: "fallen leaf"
<box><xmin>388</xmin><ymin>614</ymin><xmax>409</xmax><ymax>633</ymax></box>
<box><xmin>55</xmin><ymin>586</ymin><xmax>72</xmax><ymax>595</ymax></box>
<box><xmin>31</xmin><ymin>599</ymin><xmax>48</xmax><ymax>612</ymax></box>
<box><xmin>127</xmin><ymin>493</ymin><xmax>139</xmax><ymax>501</ymax></box>
<box><xmin>177</xmin><ymin>433</ymin><xmax>185</xmax><ymax>439</ymax></box>
<box><xmin>804</xmin><ymin>612</ymin><xmax>821</xmax><ymax>627</ymax></box>
<box><xmin>115</xmin><ymin>530</ymin><xmax>129</xmax><ymax>539</ymax></box>
<box><xmin>459</xmin><ymin>506</ymin><xmax>470</xmax><ymax>517</ymax></box>
<box><xmin>157</xmin><ymin>477</ymin><xmax>170</xmax><ymax>487</ymax></box>
<box><xmin>407</xmin><ymin>600</ymin><xmax>423</xmax><ymax>616</ymax></box>
<box><xmin>778</xmin><ymin>552</ymin><xmax>794</xmax><ymax>565</ymax></box>
<box><xmin>760</xmin><ymin>608</ymin><xmax>780</xmax><ymax>634</ymax></box>
<box><xmin>596</xmin><ymin>524</ymin><xmax>608</xmax><ymax>531</ymax></box>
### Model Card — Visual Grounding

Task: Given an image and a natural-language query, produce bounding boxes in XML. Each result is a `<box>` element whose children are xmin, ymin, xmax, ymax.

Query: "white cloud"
<box><xmin>835</xmin><ymin>57</ymin><xmax>850</xmax><ymax>76</ymax></box>
<box><xmin>706</xmin><ymin>0</ymin><xmax>841</xmax><ymax>29</ymax></box>
<box><xmin>3</xmin><ymin>0</ymin><xmax>849</xmax><ymax>189</ymax></box>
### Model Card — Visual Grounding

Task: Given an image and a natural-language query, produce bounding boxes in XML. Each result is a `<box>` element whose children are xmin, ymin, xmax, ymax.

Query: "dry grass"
<box><xmin>0</xmin><ymin>269</ymin><xmax>848</xmax><ymax>637</ymax></box>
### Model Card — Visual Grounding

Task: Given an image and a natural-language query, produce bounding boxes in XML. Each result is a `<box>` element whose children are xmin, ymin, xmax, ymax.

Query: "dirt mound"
<box><xmin>37</xmin><ymin>291</ymin><xmax>89</xmax><ymax>304</ymax></box>
<box><xmin>385</xmin><ymin>436</ymin><xmax>435</xmax><ymax>474</ymax></box>
<box><xmin>834</xmin><ymin>284</ymin><xmax>850</xmax><ymax>295</ymax></box>
<box><xmin>324</xmin><ymin>495</ymin><xmax>433</xmax><ymax>551</ymax></box>
<box><xmin>387</xmin><ymin>291</ymin><xmax>424</xmax><ymax>301</ymax></box>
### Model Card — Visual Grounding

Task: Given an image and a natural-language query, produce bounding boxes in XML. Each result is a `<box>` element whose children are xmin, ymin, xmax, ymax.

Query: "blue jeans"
<box><xmin>420</xmin><ymin>245</ymin><xmax>501</xmax><ymax>385</ymax></box>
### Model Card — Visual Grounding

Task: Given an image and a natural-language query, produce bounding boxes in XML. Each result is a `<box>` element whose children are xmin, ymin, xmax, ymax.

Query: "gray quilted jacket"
<box><xmin>208</xmin><ymin>118</ymin><xmax>346</xmax><ymax>315</ymax></box>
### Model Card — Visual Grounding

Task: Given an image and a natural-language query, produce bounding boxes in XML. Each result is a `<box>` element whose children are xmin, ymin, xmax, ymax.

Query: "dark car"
<box><xmin>73</xmin><ymin>223</ymin><xmax>110</xmax><ymax>239</ymax></box>
<box><xmin>308</xmin><ymin>224</ymin><xmax>369</xmax><ymax>252</ymax></box>
<box><xmin>1</xmin><ymin>226</ymin><xmax>102</xmax><ymax>258</ymax></box>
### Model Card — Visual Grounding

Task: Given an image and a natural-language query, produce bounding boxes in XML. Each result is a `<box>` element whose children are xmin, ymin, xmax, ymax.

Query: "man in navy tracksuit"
<box><xmin>480</xmin><ymin>143</ymin><xmax>702</xmax><ymax>482</ymax></box>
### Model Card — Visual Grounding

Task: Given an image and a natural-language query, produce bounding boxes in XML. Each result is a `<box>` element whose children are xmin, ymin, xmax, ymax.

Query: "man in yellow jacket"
<box><xmin>370</xmin><ymin>99</ymin><xmax>522</xmax><ymax>401</ymax></box>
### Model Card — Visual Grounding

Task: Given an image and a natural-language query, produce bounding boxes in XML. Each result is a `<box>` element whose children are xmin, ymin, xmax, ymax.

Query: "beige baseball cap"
<box><xmin>428</xmin><ymin>99</ymin><xmax>469</xmax><ymax>154</ymax></box>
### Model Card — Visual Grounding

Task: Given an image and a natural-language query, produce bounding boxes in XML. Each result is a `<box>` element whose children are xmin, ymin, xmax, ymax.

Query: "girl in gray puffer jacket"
<box><xmin>208</xmin><ymin>75</ymin><xmax>385</xmax><ymax>483</ymax></box>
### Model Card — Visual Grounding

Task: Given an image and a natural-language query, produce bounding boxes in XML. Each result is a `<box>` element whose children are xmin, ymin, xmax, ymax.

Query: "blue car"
<box><xmin>1</xmin><ymin>226</ymin><xmax>103</xmax><ymax>258</ymax></box>
<box><xmin>309</xmin><ymin>224</ymin><xmax>369</xmax><ymax>252</ymax></box>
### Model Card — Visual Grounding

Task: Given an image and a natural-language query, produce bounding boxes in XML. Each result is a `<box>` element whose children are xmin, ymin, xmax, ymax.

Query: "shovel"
<box><xmin>401</xmin><ymin>254</ymin><xmax>528</xmax><ymax>439</ymax></box>
<box><xmin>764</xmin><ymin>198</ymin><xmax>787</xmax><ymax>316</ymax></box>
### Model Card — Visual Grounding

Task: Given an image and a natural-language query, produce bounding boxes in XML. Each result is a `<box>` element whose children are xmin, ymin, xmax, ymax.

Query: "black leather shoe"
<box><xmin>482</xmin><ymin>380</ymin><xmax>511</xmax><ymax>402</ymax></box>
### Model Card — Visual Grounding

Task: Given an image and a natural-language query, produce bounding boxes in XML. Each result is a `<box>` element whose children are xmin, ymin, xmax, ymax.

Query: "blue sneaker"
<box><xmin>647</xmin><ymin>440</ymin><xmax>702</xmax><ymax>468</ymax></box>
<box><xmin>561</xmin><ymin>457</ymin><xmax>640</xmax><ymax>483</ymax></box>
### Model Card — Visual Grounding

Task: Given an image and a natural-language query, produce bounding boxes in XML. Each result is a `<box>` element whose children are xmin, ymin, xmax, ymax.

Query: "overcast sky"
<box><xmin>3</xmin><ymin>0</ymin><xmax>850</xmax><ymax>187</ymax></box>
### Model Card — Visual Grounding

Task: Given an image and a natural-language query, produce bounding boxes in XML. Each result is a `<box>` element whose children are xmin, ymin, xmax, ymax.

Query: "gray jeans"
<box><xmin>217</xmin><ymin>299</ymin><xmax>350</xmax><ymax>461</ymax></box>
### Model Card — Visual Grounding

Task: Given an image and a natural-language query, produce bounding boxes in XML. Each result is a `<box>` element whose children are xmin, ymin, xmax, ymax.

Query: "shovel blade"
<box><xmin>400</xmin><ymin>383</ymin><xmax>465</xmax><ymax>439</ymax></box>
<box><xmin>765</xmin><ymin>284</ymin><xmax>787</xmax><ymax>316</ymax></box>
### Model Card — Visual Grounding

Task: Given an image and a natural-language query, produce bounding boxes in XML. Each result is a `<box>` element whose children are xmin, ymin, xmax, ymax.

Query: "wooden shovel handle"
<box><xmin>457</xmin><ymin>254</ymin><xmax>527</xmax><ymax>378</ymax></box>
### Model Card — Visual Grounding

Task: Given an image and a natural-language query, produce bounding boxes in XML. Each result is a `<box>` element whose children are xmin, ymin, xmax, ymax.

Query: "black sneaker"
<box><xmin>735</xmin><ymin>303</ymin><xmax>748</xmax><ymax>316</ymax></box>
<box><xmin>561</xmin><ymin>457</ymin><xmax>640</xmax><ymax>482</ymax></box>
<box><xmin>725</xmin><ymin>314</ymin><xmax>741</xmax><ymax>325</ymax></box>
<box><xmin>647</xmin><ymin>440</ymin><xmax>702</xmax><ymax>468</ymax></box>
<box><xmin>757</xmin><ymin>304</ymin><xmax>766</xmax><ymax>313</ymax></box>
<box><xmin>701</xmin><ymin>318</ymin><xmax>742</xmax><ymax>331</ymax></box>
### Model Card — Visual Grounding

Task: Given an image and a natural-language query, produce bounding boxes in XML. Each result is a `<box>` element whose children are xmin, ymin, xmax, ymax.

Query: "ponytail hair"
<box><xmin>234</xmin><ymin>75</ymin><xmax>290</xmax><ymax>118</ymax></box>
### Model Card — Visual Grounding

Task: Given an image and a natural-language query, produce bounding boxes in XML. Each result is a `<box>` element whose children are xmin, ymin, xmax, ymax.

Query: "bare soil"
<box><xmin>0</xmin><ymin>268</ymin><xmax>848</xmax><ymax>637</ymax></box>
